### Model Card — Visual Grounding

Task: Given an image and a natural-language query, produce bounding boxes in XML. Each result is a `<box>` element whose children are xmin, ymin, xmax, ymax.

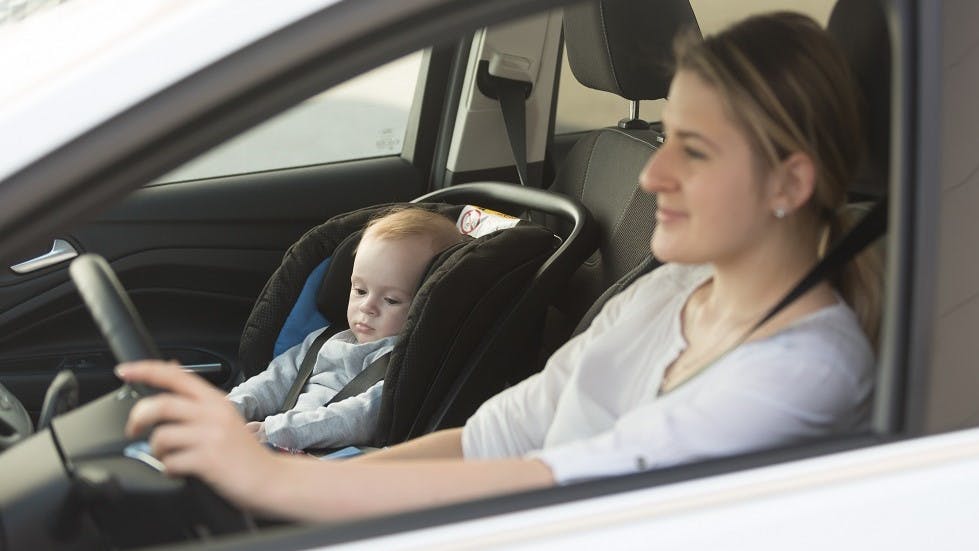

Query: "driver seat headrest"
<box><xmin>827</xmin><ymin>0</ymin><xmax>891</xmax><ymax>199</ymax></box>
<box><xmin>563</xmin><ymin>0</ymin><xmax>700</xmax><ymax>100</ymax></box>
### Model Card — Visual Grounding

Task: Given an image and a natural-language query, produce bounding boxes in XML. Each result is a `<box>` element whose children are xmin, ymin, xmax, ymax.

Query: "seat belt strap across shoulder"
<box><xmin>750</xmin><ymin>199</ymin><xmax>888</xmax><ymax>335</ymax></box>
<box><xmin>279</xmin><ymin>328</ymin><xmax>333</xmax><ymax>413</ymax></box>
<box><xmin>323</xmin><ymin>353</ymin><xmax>390</xmax><ymax>408</ymax></box>
<box><xmin>278</xmin><ymin>329</ymin><xmax>391</xmax><ymax>414</ymax></box>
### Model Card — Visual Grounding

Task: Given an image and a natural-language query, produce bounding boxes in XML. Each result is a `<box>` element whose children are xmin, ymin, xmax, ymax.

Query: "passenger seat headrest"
<box><xmin>563</xmin><ymin>0</ymin><xmax>700</xmax><ymax>100</ymax></box>
<box><xmin>827</xmin><ymin>0</ymin><xmax>891</xmax><ymax>198</ymax></box>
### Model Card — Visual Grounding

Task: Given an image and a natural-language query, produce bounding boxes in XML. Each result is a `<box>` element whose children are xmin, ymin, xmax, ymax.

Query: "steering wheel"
<box><xmin>0</xmin><ymin>380</ymin><xmax>32</xmax><ymax>451</ymax></box>
<box><xmin>65</xmin><ymin>254</ymin><xmax>255</xmax><ymax>542</ymax></box>
<box><xmin>69</xmin><ymin>254</ymin><xmax>161</xmax><ymax>395</ymax></box>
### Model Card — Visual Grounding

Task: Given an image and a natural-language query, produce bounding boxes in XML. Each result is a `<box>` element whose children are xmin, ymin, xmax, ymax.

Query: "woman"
<box><xmin>119</xmin><ymin>12</ymin><xmax>880</xmax><ymax>522</ymax></box>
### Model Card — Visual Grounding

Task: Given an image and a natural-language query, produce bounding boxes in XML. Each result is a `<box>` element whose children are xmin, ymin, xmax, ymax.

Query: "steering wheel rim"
<box><xmin>69</xmin><ymin>254</ymin><xmax>162</xmax><ymax>397</ymax></box>
<box><xmin>0</xmin><ymin>380</ymin><xmax>32</xmax><ymax>451</ymax></box>
<box><xmin>69</xmin><ymin>254</ymin><xmax>161</xmax><ymax>364</ymax></box>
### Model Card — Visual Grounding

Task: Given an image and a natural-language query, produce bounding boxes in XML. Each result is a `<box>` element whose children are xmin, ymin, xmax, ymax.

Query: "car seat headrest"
<box><xmin>563</xmin><ymin>0</ymin><xmax>700</xmax><ymax>100</ymax></box>
<box><xmin>827</xmin><ymin>0</ymin><xmax>891</xmax><ymax>198</ymax></box>
<box><xmin>315</xmin><ymin>230</ymin><xmax>362</xmax><ymax>327</ymax></box>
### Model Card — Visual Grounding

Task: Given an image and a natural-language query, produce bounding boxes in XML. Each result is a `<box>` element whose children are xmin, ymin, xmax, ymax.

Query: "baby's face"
<box><xmin>347</xmin><ymin>234</ymin><xmax>434</xmax><ymax>343</ymax></box>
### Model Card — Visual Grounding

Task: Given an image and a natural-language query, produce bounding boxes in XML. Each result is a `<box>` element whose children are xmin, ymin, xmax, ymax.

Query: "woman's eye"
<box><xmin>683</xmin><ymin>146</ymin><xmax>707</xmax><ymax>160</ymax></box>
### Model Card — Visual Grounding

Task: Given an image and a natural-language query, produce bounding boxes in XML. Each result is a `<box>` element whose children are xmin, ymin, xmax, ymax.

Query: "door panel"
<box><xmin>0</xmin><ymin>157</ymin><xmax>422</xmax><ymax>419</ymax></box>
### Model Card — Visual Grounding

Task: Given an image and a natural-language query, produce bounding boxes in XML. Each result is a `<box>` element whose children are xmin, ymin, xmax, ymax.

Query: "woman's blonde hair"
<box><xmin>673</xmin><ymin>12</ymin><xmax>882</xmax><ymax>342</ymax></box>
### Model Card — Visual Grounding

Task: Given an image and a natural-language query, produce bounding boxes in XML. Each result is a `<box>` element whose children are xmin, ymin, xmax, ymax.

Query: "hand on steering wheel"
<box><xmin>118</xmin><ymin>361</ymin><xmax>277</xmax><ymax>511</ymax></box>
<box><xmin>69</xmin><ymin>253</ymin><xmax>265</xmax><ymax>524</ymax></box>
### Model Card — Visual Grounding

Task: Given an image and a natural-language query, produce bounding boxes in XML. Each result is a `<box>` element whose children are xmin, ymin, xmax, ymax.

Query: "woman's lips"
<box><xmin>656</xmin><ymin>207</ymin><xmax>686</xmax><ymax>223</ymax></box>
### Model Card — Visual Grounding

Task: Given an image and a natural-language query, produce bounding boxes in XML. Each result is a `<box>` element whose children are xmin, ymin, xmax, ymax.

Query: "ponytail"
<box><xmin>820</xmin><ymin>207</ymin><xmax>883</xmax><ymax>348</ymax></box>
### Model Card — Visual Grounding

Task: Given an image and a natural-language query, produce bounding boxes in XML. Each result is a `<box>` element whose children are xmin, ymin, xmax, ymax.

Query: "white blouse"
<box><xmin>462</xmin><ymin>263</ymin><xmax>874</xmax><ymax>484</ymax></box>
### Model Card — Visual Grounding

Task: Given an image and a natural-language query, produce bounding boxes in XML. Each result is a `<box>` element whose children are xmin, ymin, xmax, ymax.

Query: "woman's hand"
<box><xmin>117</xmin><ymin>361</ymin><xmax>278</xmax><ymax>511</ymax></box>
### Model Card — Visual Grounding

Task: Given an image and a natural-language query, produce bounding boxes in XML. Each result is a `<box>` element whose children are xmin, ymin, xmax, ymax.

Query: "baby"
<box><xmin>227</xmin><ymin>207</ymin><xmax>464</xmax><ymax>450</ymax></box>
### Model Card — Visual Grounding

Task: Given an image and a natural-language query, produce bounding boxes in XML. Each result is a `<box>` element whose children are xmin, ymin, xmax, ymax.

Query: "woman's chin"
<box><xmin>651</xmin><ymin>237</ymin><xmax>680</xmax><ymax>263</ymax></box>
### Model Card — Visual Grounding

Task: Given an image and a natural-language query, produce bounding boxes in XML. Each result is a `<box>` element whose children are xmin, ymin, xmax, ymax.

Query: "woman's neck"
<box><xmin>703</xmin><ymin>232</ymin><xmax>824</xmax><ymax>324</ymax></box>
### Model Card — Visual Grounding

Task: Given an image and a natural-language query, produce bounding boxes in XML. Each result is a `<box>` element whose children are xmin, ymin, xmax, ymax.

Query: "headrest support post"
<box><xmin>618</xmin><ymin>99</ymin><xmax>648</xmax><ymax>130</ymax></box>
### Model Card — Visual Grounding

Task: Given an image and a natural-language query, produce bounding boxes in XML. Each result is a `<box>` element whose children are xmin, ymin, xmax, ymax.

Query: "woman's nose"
<box><xmin>639</xmin><ymin>143</ymin><xmax>678</xmax><ymax>194</ymax></box>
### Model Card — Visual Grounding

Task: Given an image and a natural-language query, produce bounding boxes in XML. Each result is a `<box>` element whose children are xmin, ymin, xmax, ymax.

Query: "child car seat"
<box><xmin>238</xmin><ymin>183</ymin><xmax>596</xmax><ymax>446</ymax></box>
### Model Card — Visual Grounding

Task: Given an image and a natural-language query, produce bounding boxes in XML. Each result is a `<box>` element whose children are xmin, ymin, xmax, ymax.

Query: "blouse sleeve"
<box><xmin>530</xmin><ymin>336</ymin><xmax>873</xmax><ymax>484</ymax></box>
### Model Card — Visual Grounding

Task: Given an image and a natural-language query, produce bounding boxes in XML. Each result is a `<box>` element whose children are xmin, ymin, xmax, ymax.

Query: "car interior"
<box><xmin>0</xmin><ymin>0</ymin><xmax>898</xmax><ymax>548</ymax></box>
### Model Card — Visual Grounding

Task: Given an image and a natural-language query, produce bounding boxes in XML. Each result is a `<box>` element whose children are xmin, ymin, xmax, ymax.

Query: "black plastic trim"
<box><xmin>429</xmin><ymin>36</ymin><xmax>475</xmax><ymax>190</ymax></box>
<box><xmin>401</xmin><ymin>42</ymin><xmax>458</xmax><ymax>183</ymax></box>
<box><xmin>899</xmin><ymin>0</ymin><xmax>942</xmax><ymax>435</ymax></box>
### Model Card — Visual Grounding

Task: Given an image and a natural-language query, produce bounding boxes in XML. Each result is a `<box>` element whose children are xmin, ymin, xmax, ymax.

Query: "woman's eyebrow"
<box><xmin>673</xmin><ymin>129</ymin><xmax>721</xmax><ymax>153</ymax></box>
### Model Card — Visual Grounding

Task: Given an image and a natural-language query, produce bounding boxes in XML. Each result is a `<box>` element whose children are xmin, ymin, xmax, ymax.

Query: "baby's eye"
<box><xmin>384</xmin><ymin>297</ymin><xmax>402</xmax><ymax>305</ymax></box>
<box><xmin>352</xmin><ymin>287</ymin><xmax>367</xmax><ymax>296</ymax></box>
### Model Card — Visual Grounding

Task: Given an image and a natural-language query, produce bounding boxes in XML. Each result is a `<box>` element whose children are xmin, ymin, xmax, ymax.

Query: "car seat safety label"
<box><xmin>457</xmin><ymin>205</ymin><xmax>520</xmax><ymax>237</ymax></box>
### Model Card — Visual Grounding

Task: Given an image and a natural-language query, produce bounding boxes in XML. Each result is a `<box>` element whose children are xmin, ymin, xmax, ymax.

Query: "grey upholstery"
<box><xmin>544</xmin><ymin>0</ymin><xmax>698</xmax><ymax>342</ymax></box>
<box><xmin>549</xmin><ymin>127</ymin><xmax>662</xmax><ymax>325</ymax></box>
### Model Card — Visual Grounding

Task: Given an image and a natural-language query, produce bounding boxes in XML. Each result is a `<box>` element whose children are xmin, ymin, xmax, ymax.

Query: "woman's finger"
<box><xmin>148</xmin><ymin>422</ymin><xmax>211</xmax><ymax>460</ymax></box>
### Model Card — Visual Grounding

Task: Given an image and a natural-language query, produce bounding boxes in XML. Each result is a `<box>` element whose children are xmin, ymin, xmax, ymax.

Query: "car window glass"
<box><xmin>157</xmin><ymin>50</ymin><xmax>425</xmax><ymax>183</ymax></box>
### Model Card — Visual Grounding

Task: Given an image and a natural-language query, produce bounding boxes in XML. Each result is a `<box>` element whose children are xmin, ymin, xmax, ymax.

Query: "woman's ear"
<box><xmin>770</xmin><ymin>152</ymin><xmax>816</xmax><ymax>213</ymax></box>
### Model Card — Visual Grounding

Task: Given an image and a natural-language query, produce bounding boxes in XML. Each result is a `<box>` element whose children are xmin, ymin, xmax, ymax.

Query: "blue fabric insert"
<box><xmin>273</xmin><ymin>257</ymin><xmax>332</xmax><ymax>357</ymax></box>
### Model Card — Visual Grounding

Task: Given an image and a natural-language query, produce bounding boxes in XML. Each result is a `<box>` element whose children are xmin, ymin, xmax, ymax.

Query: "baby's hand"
<box><xmin>245</xmin><ymin>421</ymin><xmax>267</xmax><ymax>443</ymax></box>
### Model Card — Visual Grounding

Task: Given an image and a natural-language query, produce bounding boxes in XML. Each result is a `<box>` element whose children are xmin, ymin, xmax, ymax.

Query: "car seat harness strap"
<box><xmin>279</xmin><ymin>329</ymin><xmax>333</xmax><ymax>413</ymax></box>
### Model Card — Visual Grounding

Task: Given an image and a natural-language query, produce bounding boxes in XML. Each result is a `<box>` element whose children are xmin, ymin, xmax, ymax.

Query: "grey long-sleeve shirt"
<box><xmin>228</xmin><ymin>328</ymin><xmax>397</xmax><ymax>450</ymax></box>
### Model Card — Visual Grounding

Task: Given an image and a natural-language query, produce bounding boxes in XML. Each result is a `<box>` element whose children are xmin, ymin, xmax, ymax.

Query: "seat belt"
<box><xmin>278</xmin><ymin>328</ymin><xmax>333</xmax><ymax>413</ymax></box>
<box><xmin>661</xmin><ymin>200</ymin><xmax>888</xmax><ymax>395</ymax></box>
<box><xmin>748</xmin><ymin>199</ymin><xmax>888</xmax><ymax>337</ymax></box>
<box><xmin>278</xmin><ymin>328</ymin><xmax>391</xmax><ymax>414</ymax></box>
<box><xmin>322</xmin><ymin>353</ymin><xmax>390</xmax><ymax>408</ymax></box>
<box><xmin>476</xmin><ymin>59</ymin><xmax>536</xmax><ymax>188</ymax></box>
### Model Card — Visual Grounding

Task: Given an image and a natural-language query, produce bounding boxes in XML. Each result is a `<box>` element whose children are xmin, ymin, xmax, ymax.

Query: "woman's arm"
<box><xmin>263</xmin><ymin>453</ymin><xmax>552</xmax><ymax>521</ymax></box>
<box><xmin>119</xmin><ymin>361</ymin><xmax>553</xmax><ymax>522</ymax></box>
<box><xmin>355</xmin><ymin>427</ymin><xmax>465</xmax><ymax>461</ymax></box>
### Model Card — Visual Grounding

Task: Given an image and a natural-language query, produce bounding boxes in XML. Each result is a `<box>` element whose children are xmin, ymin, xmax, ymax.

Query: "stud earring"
<box><xmin>774</xmin><ymin>208</ymin><xmax>786</xmax><ymax>219</ymax></box>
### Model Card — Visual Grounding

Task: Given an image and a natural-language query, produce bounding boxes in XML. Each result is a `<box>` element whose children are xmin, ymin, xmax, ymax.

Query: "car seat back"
<box><xmin>543</xmin><ymin>0</ymin><xmax>700</xmax><ymax>345</ymax></box>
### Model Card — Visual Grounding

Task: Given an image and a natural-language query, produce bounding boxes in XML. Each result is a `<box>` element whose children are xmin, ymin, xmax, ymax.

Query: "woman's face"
<box><xmin>640</xmin><ymin>70</ymin><xmax>778</xmax><ymax>266</ymax></box>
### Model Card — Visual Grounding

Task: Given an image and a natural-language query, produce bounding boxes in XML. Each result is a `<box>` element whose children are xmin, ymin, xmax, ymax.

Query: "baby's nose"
<box><xmin>359</xmin><ymin>299</ymin><xmax>378</xmax><ymax>315</ymax></box>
